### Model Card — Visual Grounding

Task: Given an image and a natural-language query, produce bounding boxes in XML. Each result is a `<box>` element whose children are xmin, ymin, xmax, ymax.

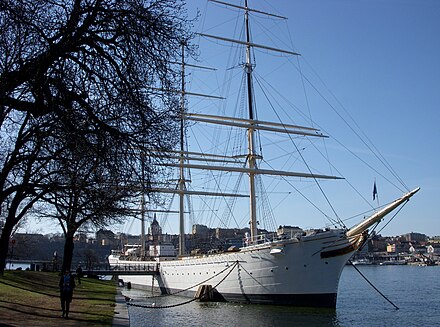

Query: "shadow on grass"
<box><xmin>0</xmin><ymin>278</ymin><xmax>115</xmax><ymax>301</ymax></box>
<box><xmin>0</xmin><ymin>299</ymin><xmax>61</xmax><ymax>317</ymax></box>
<box><xmin>0</xmin><ymin>299</ymin><xmax>112</xmax><ymax>321</ymax></box>
<box><xmin>8</xmin><ymin>277</ymin><xmax>59</xmax><ymax>291</ymax></box>
<box><xmin>0</xmin><ymin>279</ymin><xmax>58</xmax><ymax>298</ymax></box>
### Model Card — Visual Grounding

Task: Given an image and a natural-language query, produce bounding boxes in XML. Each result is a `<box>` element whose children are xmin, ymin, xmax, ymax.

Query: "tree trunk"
<box><xmin>61</xmin><ymin>231</ymin><xmax>75</xmax><ymax>273</ymax></box>
<box><xmin>0</xmin><ymin>218</ymin><xmax>14</xmax><ymax>277</ymax></box>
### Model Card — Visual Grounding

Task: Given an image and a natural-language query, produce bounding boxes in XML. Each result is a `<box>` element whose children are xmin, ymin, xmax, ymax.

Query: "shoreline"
<box><xmin>112</xmin><ymin>288</ymin><xmax>130</xmax><ymax>327</ymax></box>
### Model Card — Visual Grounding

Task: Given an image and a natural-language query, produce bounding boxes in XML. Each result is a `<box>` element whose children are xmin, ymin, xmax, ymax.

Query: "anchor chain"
<box><xmin>348</xmin><ymin>261</ymin><xmax>399</xmax><ymax>310</ymax></box>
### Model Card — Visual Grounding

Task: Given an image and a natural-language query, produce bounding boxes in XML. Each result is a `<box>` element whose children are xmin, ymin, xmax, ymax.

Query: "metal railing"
<box><xmin>109</xmin><ymin>263</ymin><xmax>159</xmax><ymax>272</ymax></box>
<box><xmin>242</xmin><ymin>231</ymin><xmax>302</xmax><ymax>247</ymax></box>
<box><xmin>83</xmin><ymin>263</ymin><xmax>160</xmax><ymax>276</ymax></box>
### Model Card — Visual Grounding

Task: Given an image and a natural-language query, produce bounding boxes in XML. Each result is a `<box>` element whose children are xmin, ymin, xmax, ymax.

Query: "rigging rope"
<box><xmin>288</xmin><ymin>56</ymin><xmax>409</xmax><ymax>193</ymax></box>
<box><xmin>126</xmin><ymin>261</ymin><xmax>239</xmax><ymax>309</ymax></box>
<box><xmin>375</xmin><ymin>201</ymin><xmax>408</xmax><ymax>235</ymax></box>
<box><xmin>254</xmin><ymin>67</ymin><xmax>409</xmax><ymax>211</ymax></box>
<box><xmin>348</xmin><ymin>260</ymin><xmax>399</xmax><ymax>310</ymax></box>
<box><xmin>254</xmin><ymin>74</ymin><xmax>345</xmax><ymax>228</ymax></box>
<box><xmin>349</xmin><ymin>200</ymin><xmax>411</xmax><ymax>311</ymax></box>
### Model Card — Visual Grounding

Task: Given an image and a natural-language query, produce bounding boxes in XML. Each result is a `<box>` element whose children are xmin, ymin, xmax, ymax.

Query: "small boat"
<box><xmin>380</xmin><ymin>259</ymin><xmax>407</xmax><ymax>266</ymax></box>
<box><xmin>351</xmin><ymin>258</ymin><xmax>373</xmax><ymax>266</ymax></box>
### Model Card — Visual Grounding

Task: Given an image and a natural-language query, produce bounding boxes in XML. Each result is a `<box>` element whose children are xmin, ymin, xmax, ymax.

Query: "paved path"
<box><xmin>112</xmin><ymin>289</ymin><xmax>130</xmax><ymax>327</ymax></box>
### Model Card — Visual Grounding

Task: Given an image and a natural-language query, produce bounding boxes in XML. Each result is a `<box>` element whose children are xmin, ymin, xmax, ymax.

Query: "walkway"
<box><xmin>112</xmin><ymin>289</ymin><xmax>130</xmax><ymax>327</ymax></box>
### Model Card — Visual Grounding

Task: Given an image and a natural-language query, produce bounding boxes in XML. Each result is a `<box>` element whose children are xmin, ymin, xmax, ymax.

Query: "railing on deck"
<box><xmin>242</xmin><ymin>230</ymin><xmax>303</xmax><ymax>248</ymax></box>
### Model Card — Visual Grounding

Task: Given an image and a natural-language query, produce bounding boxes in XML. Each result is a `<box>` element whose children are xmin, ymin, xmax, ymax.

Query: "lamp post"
<box><xmin>53</xmin><ymin>251</ymin><xmax>58</xmax><ymax>271</ymax></box>
<box><xmin>8</xmin><ymin>239</ymin><xmax>16</xmax><ymax>270</ymax></box>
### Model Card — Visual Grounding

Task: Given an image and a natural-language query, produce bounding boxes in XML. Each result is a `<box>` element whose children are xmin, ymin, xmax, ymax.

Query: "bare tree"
<box><xmin>0</xmin><ymin>0</ymin><xmax>194</xmax><ymax>274</ymax></box>
<box><xmin>0</xmin><ymin>112</ymin><xmax>56</xmax><ymax>275</ymax></box>
<box><xmin>41</xmin><ymin>113</ymin><xmax>143</xmax><ymax>272</ymax></box>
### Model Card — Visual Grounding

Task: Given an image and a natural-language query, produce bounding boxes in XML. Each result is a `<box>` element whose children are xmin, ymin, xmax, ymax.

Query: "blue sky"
<box><xmin>182</xmin><ymin>0</ymin><xmax>440</xmax><ymax>237</ymax></box>
<box><xmin>24</xmin><ymin>0</ymin><xmax>440</xmax><ymax>237</ymax></box>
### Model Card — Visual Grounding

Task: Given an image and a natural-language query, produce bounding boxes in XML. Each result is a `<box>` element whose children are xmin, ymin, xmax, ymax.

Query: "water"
<box><xmin>5</xmin><ymin>262</ymin><xmax>31</xmax><ymax>270</ymax></box>
<box><xmin>125</xmin><ymin>265</ymin><xmax>440</xmax><ymax>326</ymax></box>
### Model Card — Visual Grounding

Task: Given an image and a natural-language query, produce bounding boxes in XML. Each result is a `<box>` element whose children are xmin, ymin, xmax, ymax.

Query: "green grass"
<box><xmin>0</xmin><ymin>271</ymin><xmax>117</xmax><ymax>326</ymax></box>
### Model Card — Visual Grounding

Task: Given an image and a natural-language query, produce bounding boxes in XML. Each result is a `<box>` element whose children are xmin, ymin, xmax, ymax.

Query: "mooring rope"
<box><xmin>126</xmin><ymin>260</ymin><xmax>239</xmax><ymax>309</ymax></box>
<box><xmin>136</xmin><ymin>260</ymin><xmax>240</xmax><ymax>300</ymax></box>
<box><xmin>348</xmin><ymin>260</ymin><xmax>399</xmax><ymax>310</ymax></box>
<box><xmin>347</xmin><ymin>199</ymin><xmax>409</xmax><ymax>311</ymax></box>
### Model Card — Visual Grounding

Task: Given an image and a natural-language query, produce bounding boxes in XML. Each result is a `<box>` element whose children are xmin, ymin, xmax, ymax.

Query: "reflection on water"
<box><xmin>126</xmin><ymin>266</ymin><xmax>440</xmax><ymax>327</ymax></box>
<box><xmin>128</xmin><ymin>299</ymin><xmax>339</xmax><ymax>327</ymax></box>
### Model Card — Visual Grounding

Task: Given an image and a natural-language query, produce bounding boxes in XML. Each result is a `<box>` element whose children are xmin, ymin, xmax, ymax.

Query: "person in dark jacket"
<box><xmin>76</xmin><ymin>265</ymin><xmax>83</xmax><ymax>284</ymax></box>
<box><xmin>59</xmin><ymin>270</ymin><xmax>75</xmax><ymax>319</ymax></box>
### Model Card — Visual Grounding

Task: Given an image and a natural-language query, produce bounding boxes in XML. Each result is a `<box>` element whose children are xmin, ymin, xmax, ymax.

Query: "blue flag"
<box><xmin>373</xmin><ymin>181</ymin><xmax>378</xmax><ymax>201</ymax></box>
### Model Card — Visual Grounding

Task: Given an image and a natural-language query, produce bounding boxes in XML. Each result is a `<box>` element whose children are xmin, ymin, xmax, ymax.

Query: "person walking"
<box><xmin>76</xmin><ymin>265</ymin><xmax>83</xmax><ymax>285</ymax></box>
<box><xmin>59</xmin><ymin>269</ymin><xmax>75</xmax><ymax>319</ymax></box>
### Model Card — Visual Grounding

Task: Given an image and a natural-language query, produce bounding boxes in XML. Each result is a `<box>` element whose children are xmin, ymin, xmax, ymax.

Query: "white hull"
<box><xmin>110</xmin><ymin>229</ymin><xmax>362</xmax><ymax>307</ymax></box>
<box><xmin>110</xmin><ymin>189</ymin><xmax>418</xmax><ymax>307</ymax></box>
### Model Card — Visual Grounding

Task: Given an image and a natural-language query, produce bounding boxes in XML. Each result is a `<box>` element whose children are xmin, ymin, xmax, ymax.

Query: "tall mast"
<box><xmin>156</xmin><ymin>41</ymin><xmax>221</xmax><ymax>257</ymax></box>
<box><xmin>178</xmin><ymin>41</ymin><xmax>186</xmax><ymax>256</ymax></box>
<box><xmin>244</xmin><ymin>0</ymin><xmax>258</xmax><ymax>241</ymax></box>
<box><xmin>187</xmin><ymin>0</ymin><xmax>298</xmax><ymax>243</ymax></box>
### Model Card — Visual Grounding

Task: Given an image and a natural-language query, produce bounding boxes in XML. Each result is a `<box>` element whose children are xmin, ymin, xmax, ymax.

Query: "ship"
<box><xmin>108</xmin><ymin>0</ymin><xmax>419</xmax><ymax>308</ymax></box>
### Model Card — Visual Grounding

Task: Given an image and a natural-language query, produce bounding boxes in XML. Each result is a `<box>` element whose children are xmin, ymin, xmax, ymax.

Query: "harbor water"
<box><xmin>124</xmin><ymin>265</ymin><xmax>439</xmax><ymax>327</ymax></box>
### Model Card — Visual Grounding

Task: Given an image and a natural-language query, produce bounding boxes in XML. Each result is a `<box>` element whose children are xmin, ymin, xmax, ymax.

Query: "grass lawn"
<box><xmin>0</xmin><ymin>270</ymin><xmax>117</xmax><ymax>326</ymax></box>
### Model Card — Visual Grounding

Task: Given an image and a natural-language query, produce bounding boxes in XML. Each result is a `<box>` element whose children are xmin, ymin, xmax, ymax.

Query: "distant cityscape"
<box><xmin>2</xmin><ymin>218</ymin><xmax>440</xmax><ymax>270</ymax></box>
